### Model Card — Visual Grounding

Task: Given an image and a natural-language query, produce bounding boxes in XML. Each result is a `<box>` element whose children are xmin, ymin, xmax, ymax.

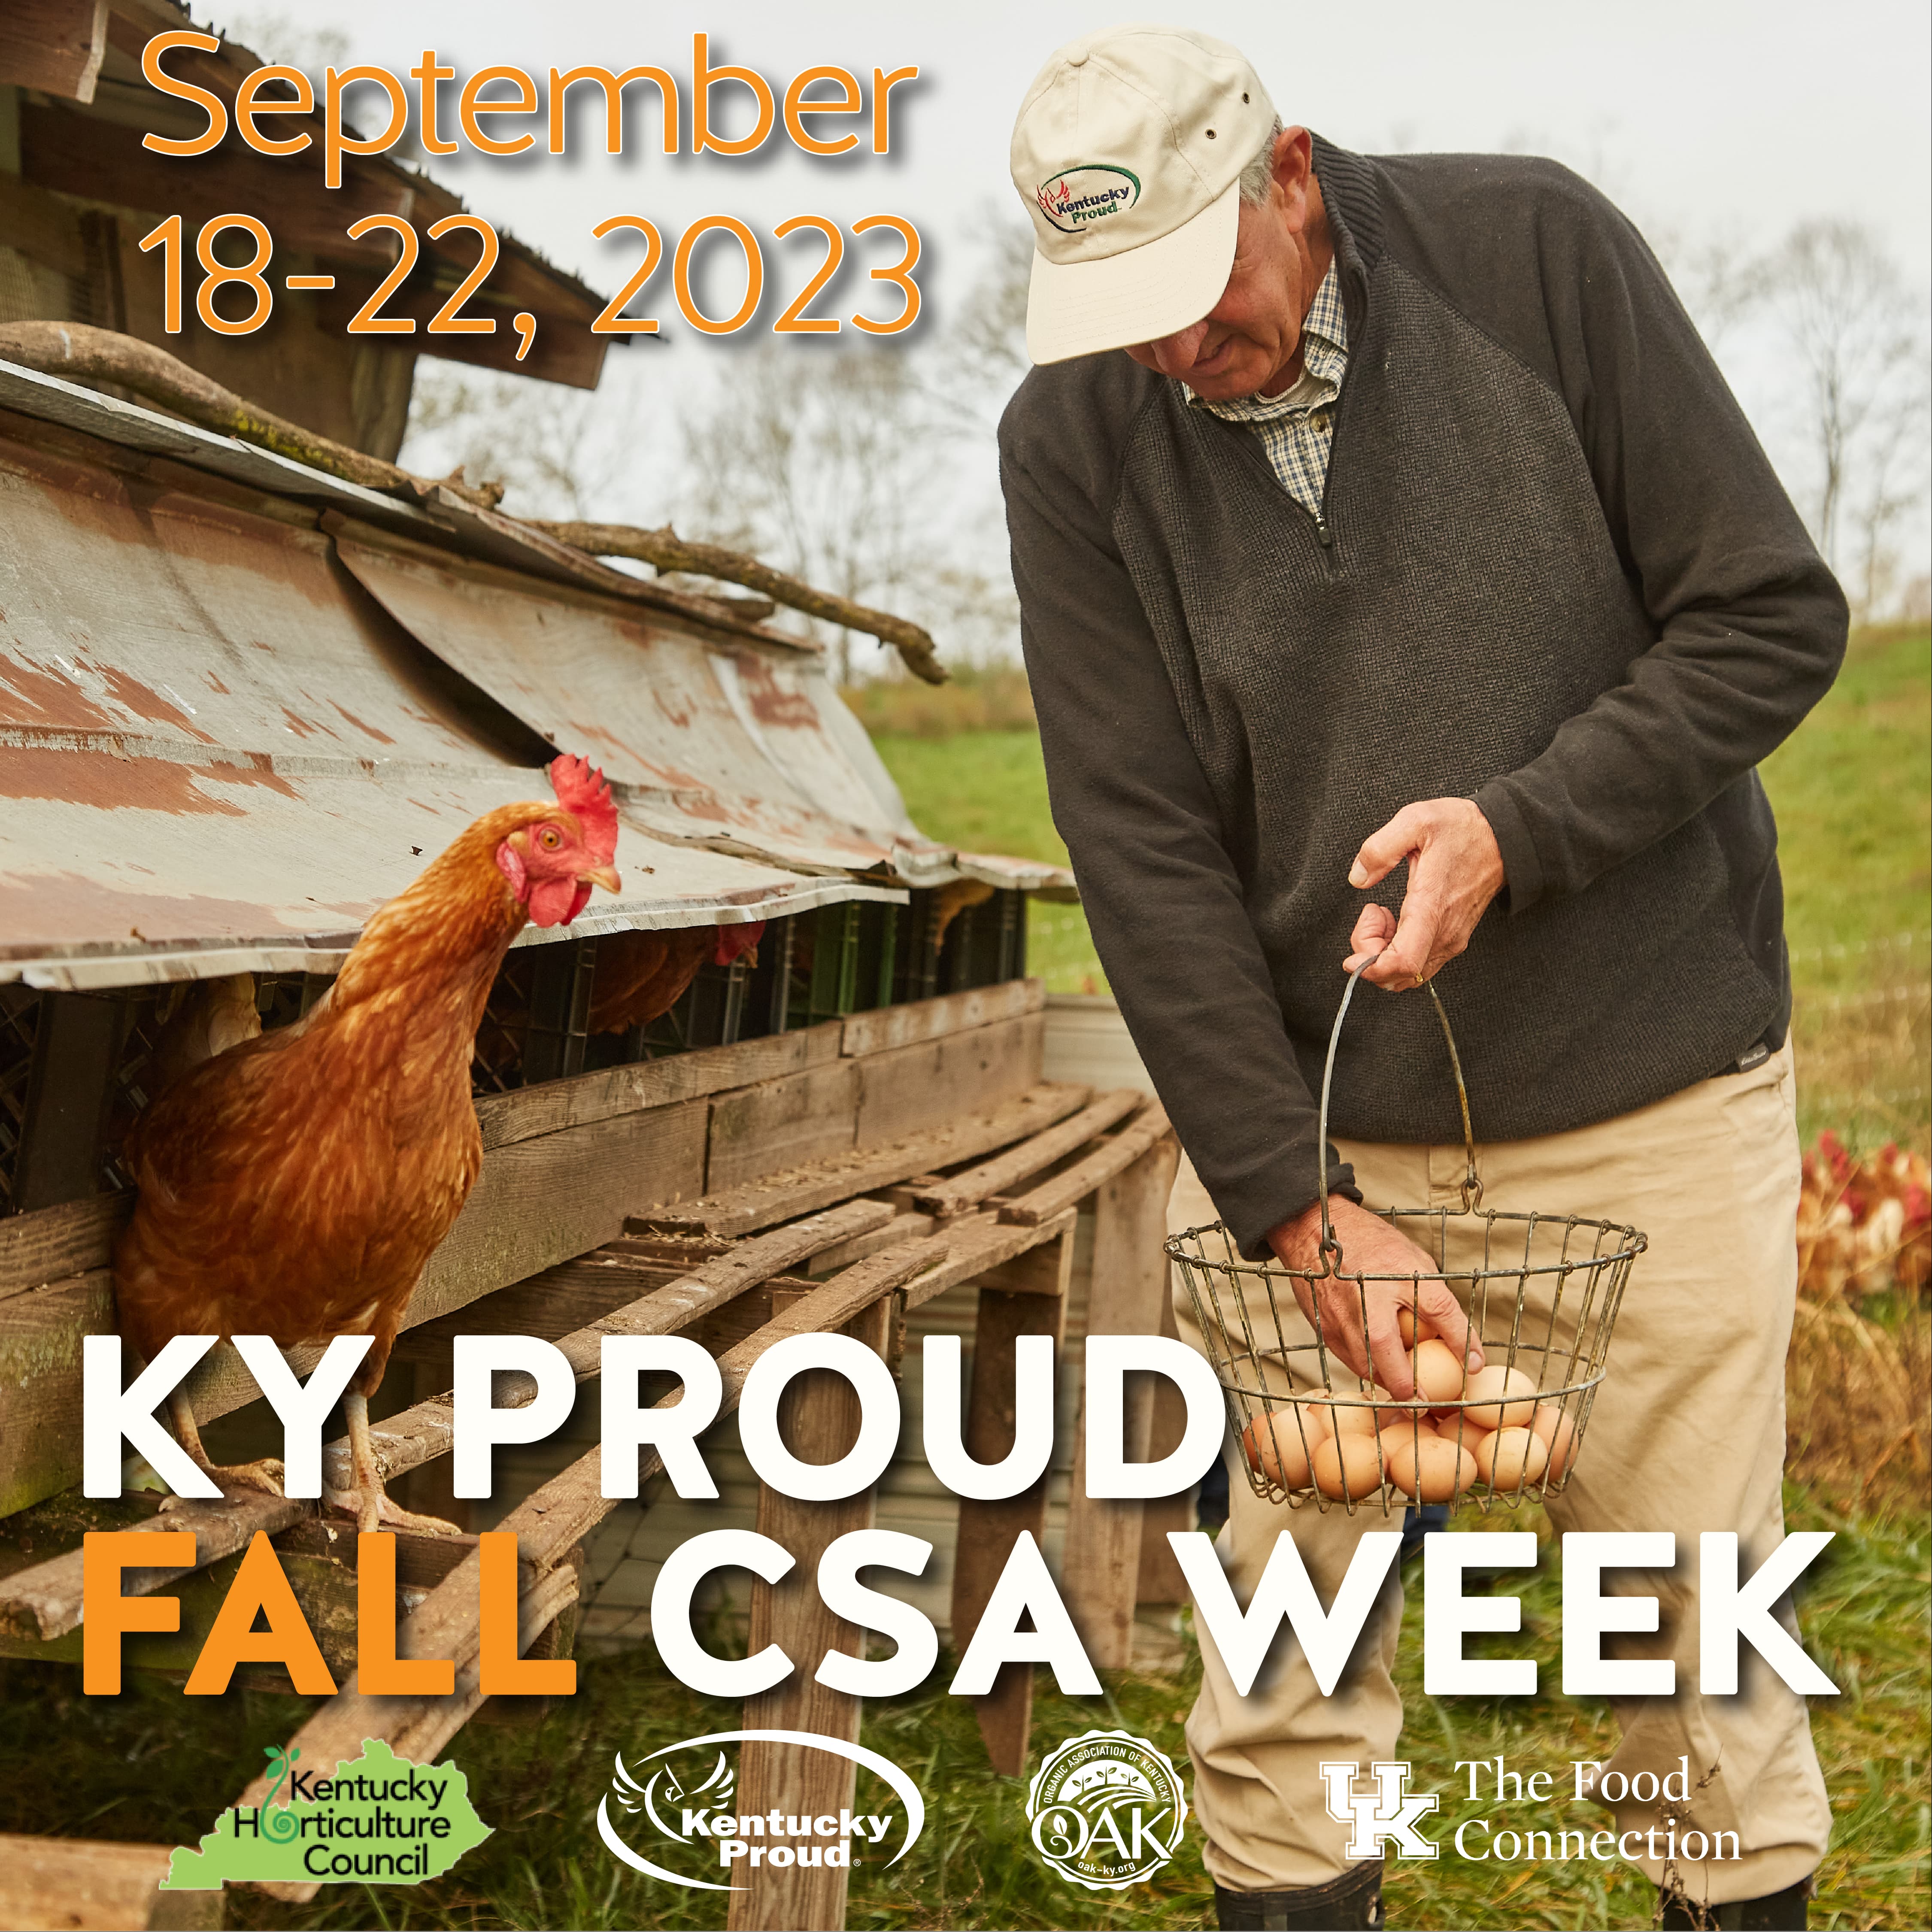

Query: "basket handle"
<box><xmin>1315</xmin><ymin>954</ymin><xmax>1483</xmax><ymax>1274</ymax></box>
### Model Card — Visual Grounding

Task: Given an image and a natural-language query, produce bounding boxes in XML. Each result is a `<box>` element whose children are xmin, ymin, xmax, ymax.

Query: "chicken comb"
<box><xmin>548</xmin><ymin>754</ymin><xmax>619</xmax><ymax>860</ymax></box>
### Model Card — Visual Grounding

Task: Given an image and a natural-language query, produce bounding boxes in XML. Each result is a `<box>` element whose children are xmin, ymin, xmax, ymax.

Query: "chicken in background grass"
<box><xmin>588</xmin><ymin>919</ymin><xmax>765</xmax><ymax>1036</ymax></box>
<box><xmin>1798</xmin><ymin>1129</ymin><xmax>1932</xmax><ymax>1300</ymax></box>
<box><xmin>112</xmin><ymin>756</ymin><xmax>621</xmax><ymax>1532</ymax></box>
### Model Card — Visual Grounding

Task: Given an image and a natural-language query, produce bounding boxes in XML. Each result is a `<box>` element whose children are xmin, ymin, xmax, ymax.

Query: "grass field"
<box><xmin>0</xmin><ymin>640</ymin><xmax>1922</xmax><ymax>1932</ymax></box>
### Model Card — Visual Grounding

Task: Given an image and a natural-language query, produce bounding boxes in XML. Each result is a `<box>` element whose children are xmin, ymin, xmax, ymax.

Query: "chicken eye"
<box><xmin>538</xmin><ymin>826</ymin><xmax>562</xmax><ymax>851</ymax></box>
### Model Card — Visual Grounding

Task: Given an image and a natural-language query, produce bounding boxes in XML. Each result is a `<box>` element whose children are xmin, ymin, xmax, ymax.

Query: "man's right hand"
<box><xmin>1267</xmin><ymin>1195</ymin><xmax>1484</xmax><ymax>1399</ymax></box>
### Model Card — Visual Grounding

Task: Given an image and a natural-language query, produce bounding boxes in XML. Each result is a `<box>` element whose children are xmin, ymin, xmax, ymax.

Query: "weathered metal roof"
<box><xmin>0</xmin><ymin>362</ymin><xmax>1073</xmax><ymax>991</ymax></box>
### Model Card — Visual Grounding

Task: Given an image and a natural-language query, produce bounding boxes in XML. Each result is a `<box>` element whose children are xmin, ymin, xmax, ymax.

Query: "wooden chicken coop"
<box><xmin>0</xmin><ymin>100</ymin><xmax>1190</xmax><ymax>1928</ymax></box>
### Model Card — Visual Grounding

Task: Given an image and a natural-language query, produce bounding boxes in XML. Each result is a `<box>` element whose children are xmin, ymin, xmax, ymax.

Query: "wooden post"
<box><xmin>728</xmin><ymin>1297</ymin><xmax>895</xmax><ymax>1932</ymax></box>
<box><xmin>1135</xmin><ymin>1286</ymin><xmax>1194</xmax><ymax>1606</ymax></box>
<box><xmin>1061</xmin><ymin>1136</ymin><xmax>1181</xmax><ymax>1669</ymax></box>
<box><xmin>949</xmin><ymin>1227</ymin><xmax>1071</xmax><ymax>1778</ymax></box>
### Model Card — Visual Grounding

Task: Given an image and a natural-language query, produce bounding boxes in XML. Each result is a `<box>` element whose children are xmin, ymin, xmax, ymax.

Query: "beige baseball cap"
<box><xmin>1010</xmin><ymin>25</ymin><xmax>1277</xmax><ymax>365</ymax></box>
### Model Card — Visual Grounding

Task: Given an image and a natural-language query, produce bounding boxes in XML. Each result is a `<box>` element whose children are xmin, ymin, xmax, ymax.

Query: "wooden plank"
<box><xmin>0</xmin><ymin>1832</ymin><xmax>221</xmax><ymax>1932</ymax></box>
<box><xmin>706</xmin><ymin>1060</ymin><xmax>858</xmax><ymax>1194</ymax></box>
<box><xmin>951</xmin><ymin>1271</ymin><xmax>1068</xmax><ymax>1778</ymax></box>
<box><xmin>0</xmin><ymin>1268</ymin><xmax>113</xmax><ymax>1517</ymax></box>
<box><xmin>1061</xmin><ymin>1138</ymin><xmax>1183</xmax><ymax>1671</ymax></box>
<box><xmin>729</xmin><ymin>1298</ymin><xmax>890</xmax><ymax>1932</ymax></box>
<box><xmin>854</xmin><ymin>1011</ymin><xmax>1046</xmax><ymax>1149</ymax></box>
<box><xmin>913</xmin><ymin>1089</ymin><xmax>1145</xmax><ymax>1218</ymax></box>
<box><xmin>409</xmin><ymin>1097</ymin><xmax>710</xmax><ymax>1328</ymax></box>
<box><xmin>999</xmin><ymin>1103</ymin><xmax>1175</xmax><ymax>1227</ymax></box>
<box><xmin>899</xmin><ymin>1210</ymin><xmax>1076</xmax><ymax>1311</ymax></box>
<box><xmin>977</xmin><ymin>1234</ymin><xmax>1075</xmax><ymax>1298</ymax></box>
<box><xmin>474</xmin><ymin>1023</ymin><xmax>843</xmax><ymax>1151</ymax></box>
<box><xmin>838</xmin><ymin>977</ymin><xmax>1043</xmax><ymax>1058</ymax></box>
<box><xmin>1137</xmin><ymin>1283</ymin><xmax>1195</xmax><ymax>1607</ymax></box>
<box><xmin>804</xmin><ymin>1210</ymin><xmax>934</xmax><ymax>1275</ymax></box>
<box><xmin>0</xmin><ymin>1191</ymin><xmax>130</xmax><ymax>1295</ymax></box>
<box><xmin>641</xmin><ymin>1083</ymin><xmax>1087</xmax><ymax>1240</ymax></box>
<box><xmin>0</xmin><ymin>1201</ymin><xmax>899</xmax><ymax>1642</ymax></box>
<box><xmin>0</xmin><ymin>0</ymin><xmax>108</xmax><ymax>104</ymax></box>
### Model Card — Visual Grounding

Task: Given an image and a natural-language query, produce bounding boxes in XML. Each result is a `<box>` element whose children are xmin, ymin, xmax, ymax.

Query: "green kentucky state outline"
<box><xmin>163</xmin><ymin>1738</ymin><xmax>491</xmax><ymax>1890</ymax></box>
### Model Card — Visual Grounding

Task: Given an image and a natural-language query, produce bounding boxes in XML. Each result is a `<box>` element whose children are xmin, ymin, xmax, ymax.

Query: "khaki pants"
<box><xmin>1170</xmin><ymin>1043</ymin><xmax>1829</xmax><ymax>1905</ymax></box>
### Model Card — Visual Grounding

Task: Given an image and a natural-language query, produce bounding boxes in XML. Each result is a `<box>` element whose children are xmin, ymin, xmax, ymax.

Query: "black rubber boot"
<box><xmin>1658</xmin><ymin>1873</ymin><xmax>1813</xmax><ymax>1929</ymax></box>
<box><xmin>1214</xmin><ymin>1860</ymin><xmax>1383</xmax><ymax>1929</ymax></box>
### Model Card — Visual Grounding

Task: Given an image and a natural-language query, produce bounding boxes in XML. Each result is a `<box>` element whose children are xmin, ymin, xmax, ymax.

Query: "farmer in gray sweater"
<box><xmin>1001</xmin><ymin>25</ymin><xmax>1843</xmax><ymax>1932</ymax></box>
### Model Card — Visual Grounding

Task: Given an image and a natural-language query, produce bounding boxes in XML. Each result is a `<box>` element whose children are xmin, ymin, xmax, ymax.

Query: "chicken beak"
<box><xmin>579</xmin><ymin>864</ymin><xmax>622</xmax><ymax>894</ymax></box>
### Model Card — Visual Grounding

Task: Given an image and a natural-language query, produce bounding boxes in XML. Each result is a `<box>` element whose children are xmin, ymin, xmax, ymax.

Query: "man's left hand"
<box><xmin>1344</xmin><ymin>798</ymin><xmax>1506</xmax><ymax>988</ymax></box>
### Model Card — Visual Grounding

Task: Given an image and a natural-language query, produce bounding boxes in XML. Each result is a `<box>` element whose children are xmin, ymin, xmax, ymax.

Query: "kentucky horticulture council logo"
<box><xmin>1320</xmin><ymin>1760</ymin><xmax>1440</xmax><ymax>1860</ymax></box>
<box><xmin>596</xmin><ymin>1729</ymin><xmax>923</xmax><ymax>1892</ymax></box>
<box><xmin>163</xmin><ymin>1739</ymin><xmax>491</xmax><ymax>1890</ymax></box>
<box><xmin>1034</xmin><ymin>165</ymin><xmax>1141</xmax><ymax>233</ymax></box>
<box><xmin>1026</xmin><ymin>1730</ymin><xmax>1188</xmax><ymax>1890</ymax></box>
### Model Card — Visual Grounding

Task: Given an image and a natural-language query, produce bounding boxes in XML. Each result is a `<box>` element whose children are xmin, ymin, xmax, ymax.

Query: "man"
<box><xmin>1000</xmin><ymin>25</ymin><xmax>1844</xmax><ymax>1932</ymax></box>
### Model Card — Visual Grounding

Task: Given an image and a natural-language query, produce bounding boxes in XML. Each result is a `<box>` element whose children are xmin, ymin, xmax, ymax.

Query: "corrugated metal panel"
<box><xmin>333</xmin><ymin>525</ymin><xmax>958</xmax><ymax>881</ymax></box>
<box><xmin>0</xmin><ymin>749</ymin><xmax>896</xmax><ymax>988</ymax></box>
<box><xmin>0</xmin><ymin>358</ymin><xmax>1074</xmax><ymax>989</ymax></box>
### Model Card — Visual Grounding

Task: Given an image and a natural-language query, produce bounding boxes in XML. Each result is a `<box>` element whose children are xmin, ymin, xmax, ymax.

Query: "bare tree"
<box><xmin>1768</xmin><ymin>221</ymin><xmax>1930</xmax><ymax>605</ymax></box>
<box><xmin>675</xmin><ymin>343</ymin><xmax>1016</xmax><ymax>682</ymax></box>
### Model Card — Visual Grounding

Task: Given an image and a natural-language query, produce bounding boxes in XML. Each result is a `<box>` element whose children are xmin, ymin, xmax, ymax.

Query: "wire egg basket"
<box><xmin>1166</xmin><ymin>961</ymin><xmax>1647</xmax><ymax>1514</ymax></box>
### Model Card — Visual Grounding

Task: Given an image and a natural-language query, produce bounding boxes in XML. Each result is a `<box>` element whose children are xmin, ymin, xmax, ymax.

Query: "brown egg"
<box><xmin>1324</xmin><ymin>1389</ymin><xmax>1397</xmax><ymax>1437</ymax></box>
<box><xmin>1397</xmin><ymin>1306</ymin><xmax>1426</xmax><ymax>1348</ymax></box>
<box><xmin>1242</xmin><ymin>1409</ymin><xmax>1328</xmax><ymax>1491</ymax></box>
<box><xmin>1411</xmin><ymin>1338</ymin><xmax>1468</xmax><ymax>1405</ymax></box>
<box><xmin>1385</xmin><ymin>1429</ymin><xmax>1479</xmax><ymax>1503</ymax></box>
<box><xmin>1459</xmin><ymin>1365</ymin><xmax>1541</xmax><ymax>1432</ymax></box>
<box><xmin>1531</xmin><ymin>1402</ymin><xmax>1581</xmax><ymax>1479</ymax></box>
<box><xmin>1473</xmin><ymin>1426</ymin><xmax>1550</xmax><ymax>1492</ymax></box>
<box><xmin>1312</xmin><ymin>1430</ymin><xmax>1388</xmax><ymax>1500</ymax></box>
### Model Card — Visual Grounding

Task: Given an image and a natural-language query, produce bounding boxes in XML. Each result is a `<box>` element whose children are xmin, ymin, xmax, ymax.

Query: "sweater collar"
<box><xmin>1309</xmin><ymin>134</ymin><xmax>1382</xmax><ymax>343</ymax></box>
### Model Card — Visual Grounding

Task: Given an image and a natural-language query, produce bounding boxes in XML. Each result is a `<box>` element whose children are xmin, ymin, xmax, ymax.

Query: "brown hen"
<box><xmin>112</xmin><ymin>757</ymin><xmax>621</xmax><ymax>1532</ymax></box>
<box><xmin>588</xmin><ymin>919</ymin><xmax>765</xmax><ymax>1036</ymax></box>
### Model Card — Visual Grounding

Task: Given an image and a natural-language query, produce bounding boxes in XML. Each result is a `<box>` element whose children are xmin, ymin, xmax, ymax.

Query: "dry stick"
<box><xmin>0</xmin><ymin>1198</ymin><xmax>898</xmax><ymax>1644</ymax></box>
<box><xmin>233</xmin><ymin>1230</ymin><xmax>955</xmax><ymax>1900</ymax></box>
<box><xmin>532</xmin><ymin>517</ymin><xmax>947</xmax><ymax>686</ymax></box>
<box><xmin>999</xmin><ymin>1102</ymin><xmax>1177</xmax><ymax>1227</ymax></box>
<box><xmin>0</xmin><ymin>324</ymin><xmax>941</xmax><ymax>679</ymax></box>
<box><xmin>913</xmin><ymin>1089</ymin><xmax>1145</xmax><ymax>1217</ymax></box>
<box><xmin>0</xmin><ymin>320</ymin><xmax>498</xmax><ymax>509</ymax></box>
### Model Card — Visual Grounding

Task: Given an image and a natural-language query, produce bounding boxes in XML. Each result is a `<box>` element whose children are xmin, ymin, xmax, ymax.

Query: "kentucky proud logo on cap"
<box><xmin>1035</xmin><ymin>166</ymin><xmax>1141</xmax><ymax>234</ymax></box>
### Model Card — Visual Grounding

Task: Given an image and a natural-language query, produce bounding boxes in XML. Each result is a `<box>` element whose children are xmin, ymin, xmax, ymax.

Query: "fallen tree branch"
<box><xmin>0</xmin><ymin>320</ymin><xmax>500</xmax><ymax>509</ymax></box>
<box><xmin>531</xmin><ymin>517</ymin><xmax>948</xmax><ymax>685</ymax></box>
<box><xmin>0</xmin><ymin>322</ymin><xmax>945</xmax><ymax>679</ymax></box>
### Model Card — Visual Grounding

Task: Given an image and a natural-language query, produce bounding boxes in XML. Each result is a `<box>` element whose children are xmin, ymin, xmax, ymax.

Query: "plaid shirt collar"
<box><xmin>1185</xmin><ymin>261</ymin><xmax>1349</xmax><ymax>421</ymax></box>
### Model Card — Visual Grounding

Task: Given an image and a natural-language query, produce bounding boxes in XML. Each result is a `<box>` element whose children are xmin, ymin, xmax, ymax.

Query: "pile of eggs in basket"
<box><xmin>1241</xmin><ymin>1308</ymin><xmax>1581</xmax><ymax>1502</ymax></box>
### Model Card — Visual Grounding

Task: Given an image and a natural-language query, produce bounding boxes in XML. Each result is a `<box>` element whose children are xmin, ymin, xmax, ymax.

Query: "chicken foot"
<box><xmin>325</xmin><ymin>1389</ymin><xmax>464</xmax><ymax>1536</ymax></box>
<box><xmin>162</xmin><ymin>1389</ymin><xmax>286</xmax><ymax>1501</ymax></box>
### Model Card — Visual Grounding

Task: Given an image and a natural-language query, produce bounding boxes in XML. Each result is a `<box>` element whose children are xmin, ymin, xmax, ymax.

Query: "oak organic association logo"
<box><xmin>595</xmin><ymin>1730</ymin><xmax>924</xmax><ymax>1892</ymax></box>
<box><xmin>1025</xmin><ymin>1730</ymin><xmax>1188</xmax><ymax>1890</ymax></box>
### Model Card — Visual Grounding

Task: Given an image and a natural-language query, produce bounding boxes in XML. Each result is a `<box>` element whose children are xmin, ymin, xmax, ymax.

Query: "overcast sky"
<box><xmin>234</xmin><ymin>0</ymin><xmax>1930</xmax><ymax>317</ymax></box>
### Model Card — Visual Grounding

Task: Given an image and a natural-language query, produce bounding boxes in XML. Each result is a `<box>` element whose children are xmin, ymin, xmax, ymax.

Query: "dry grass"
<box><xmin>842</xmin><ymin>666</ymin><xmax>1037</xmax><ymax>738</ymax></box>
<box><xmin>1786</xmin><ymin>1292</ymin><xmax>1931</xmax><ymax>1515</ymax></box>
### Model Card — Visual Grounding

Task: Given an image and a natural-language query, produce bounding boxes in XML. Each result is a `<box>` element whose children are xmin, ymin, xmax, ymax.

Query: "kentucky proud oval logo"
<box><xmin>595</xmin><ymin>1729</ymin><xmax>924</xmax><ymax>1893</ymax></box>
<box><xmin>1035</xmin><ymin>164</ymin><xmax>1141</xmax><ymax>232</ymax></box>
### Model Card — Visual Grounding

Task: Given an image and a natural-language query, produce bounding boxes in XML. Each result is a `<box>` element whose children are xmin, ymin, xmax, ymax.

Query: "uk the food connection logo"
<box><xmin>1319</xmin><ymin>1760</ymin><xmax>1441</xmax><ymax>1860</ymax></box>
<box><xmin>594</xmin><ymin>1730</ymin><xmax>923</xmax><ymax>1891</ymax></box>
<box><xmin>1025</xmin><ymin>1730</ymin><xmax>1189</xmax><ymax>1890</ymax></box>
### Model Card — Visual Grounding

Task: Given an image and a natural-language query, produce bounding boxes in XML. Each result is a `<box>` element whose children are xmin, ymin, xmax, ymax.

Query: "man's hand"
<box><xmin>1344</xmin><ymin>798</ymin><xmax>1505</xmax><ymax>989</ymax></box>
<box><xmin>1268</xmin><ymin>1195</ymin><xmax>1484</xmax><ymax>1399</ymax></box>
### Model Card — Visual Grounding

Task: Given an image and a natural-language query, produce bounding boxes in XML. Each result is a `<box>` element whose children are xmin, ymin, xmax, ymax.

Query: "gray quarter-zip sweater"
<box><xmin>1000</xmin><ymin>139</ymin><xmax>1847</xmax><ymax>1259</ymax></box>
